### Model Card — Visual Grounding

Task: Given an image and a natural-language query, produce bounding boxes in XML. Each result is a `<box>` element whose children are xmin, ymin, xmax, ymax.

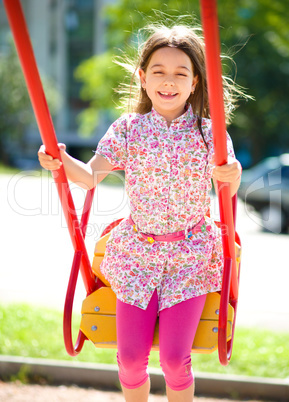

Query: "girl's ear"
<box><xmin>192</xmin><ymin>75</ymin><xmax>199</xmax><ymax>91</ymax></box>
<box><xmin>139</xmin><ymin>68</ymin><xmax>146</xmax><ymax>89</ymax></box>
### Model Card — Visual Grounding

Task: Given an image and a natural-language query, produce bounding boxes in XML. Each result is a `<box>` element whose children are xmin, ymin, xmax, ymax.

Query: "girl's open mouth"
<box><xmin>158</xmin><ymin>91</ymin><xmax>178</xmax><ymax>100</ymax></box>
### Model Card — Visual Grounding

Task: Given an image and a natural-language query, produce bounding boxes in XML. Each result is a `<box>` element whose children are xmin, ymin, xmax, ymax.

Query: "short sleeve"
<box><xmin>96</xmin><ymin>115</ymin><xmax>128</xmax><ymax>169</ymax></box>
<box><xmin>202</xmin><ymin>119</ymin><xmax>236</xmax><ymax>177</ymax></box>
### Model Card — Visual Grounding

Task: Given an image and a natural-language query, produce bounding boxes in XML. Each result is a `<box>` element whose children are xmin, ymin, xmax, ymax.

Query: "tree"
<box><xmin>76</xmin><ymin>0</ymin><xmax>289</xmax><ymax>166</ymax></box>
<box><xmin>0</xmin><ymin>40</ymin><xmax>60</xmax><ymax>165</ymax></box>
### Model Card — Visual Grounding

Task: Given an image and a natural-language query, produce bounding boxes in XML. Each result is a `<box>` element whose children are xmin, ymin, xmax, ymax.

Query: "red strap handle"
<box><xmin>200</xmin><ymin>0</ymin><xmax>239</xmax><ymax>365</ymax></box>
<box><xmin>4</xmin><ymin>0</ymin><xmax>98</xmax><ymax>356</ymax></box>
<box><xmin>3</xmin><ymin>0</ymin><xmax>95</xmax><ymax>294</ymax></box>
<box><xmin>200</xmin><ymin>0</ymin><xmax>238</xmax><ymax>302</ymax></box>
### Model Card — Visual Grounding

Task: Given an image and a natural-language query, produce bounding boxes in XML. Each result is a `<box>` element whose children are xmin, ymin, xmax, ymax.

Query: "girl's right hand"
<box><xmin>38</xmin><ymin>143</ymin><xmax>66</xmax><ymax>171</ymax></box>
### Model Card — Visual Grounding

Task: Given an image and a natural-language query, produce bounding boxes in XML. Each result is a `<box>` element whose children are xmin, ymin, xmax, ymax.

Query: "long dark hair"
<box><xmin>116</xmin><ymin>23</ymin><xmax>248</xmax><ymax>132</ymax></box>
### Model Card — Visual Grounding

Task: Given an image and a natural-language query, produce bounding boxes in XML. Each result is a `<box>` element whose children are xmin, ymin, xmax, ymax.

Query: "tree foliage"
<box><xmin>0</xmin><ymin>41</ymin><xmax>60</xmax><ymax>164</ymax></box>
<box><xmin>76</xmin><ymin>0</ymin><xmax>289</xmax><ymax>165</ymax></box>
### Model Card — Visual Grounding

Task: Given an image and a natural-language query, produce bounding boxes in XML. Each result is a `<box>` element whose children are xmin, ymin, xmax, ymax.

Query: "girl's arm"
<box><xmin>38</xmin><ymin>144</ymin><xmax>114</xmax><ymax>189</ymax></box>
<box><xmin>212</xmin><ymin>157</ymin><xmax>242</xmax><ymax>197</ymax></box>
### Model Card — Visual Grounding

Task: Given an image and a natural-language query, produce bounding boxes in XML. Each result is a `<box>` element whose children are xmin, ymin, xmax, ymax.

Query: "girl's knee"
<box><xmin>160</xmin><ymin>352</ymin><xmax>194</xmax><ymax>391</ymax></box>
<box><xmin>117</xmin><ymin>350</ymin><xmax>149</xmax><ymax>389</ymax></box>
<box><xmin>118</xmin><ymin>347</ymin><xmax>148</xmax><ymax>370</ymax></box>
<box><xmin>161</xmin><ymin>352</ymin><xmax>183</xmax><ymax>372</ymax></box>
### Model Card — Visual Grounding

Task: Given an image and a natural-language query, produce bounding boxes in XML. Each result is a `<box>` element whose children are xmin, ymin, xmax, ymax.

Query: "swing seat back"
<box><xmin>80</xmin><ymin>226</ymin><xmax>241</xmax><ymax>353</ymax></box>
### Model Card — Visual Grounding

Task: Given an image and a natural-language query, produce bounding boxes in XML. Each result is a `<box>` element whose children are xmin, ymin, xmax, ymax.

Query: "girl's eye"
<box><xmin>153</xmin><ymin>71</ymin><xmax>163</xmax><ymax>75</ymax></box>
<box><xmin>177</xmin><ymin>73</ymin><xmax>187</xmax><ymax>77</ymax></box>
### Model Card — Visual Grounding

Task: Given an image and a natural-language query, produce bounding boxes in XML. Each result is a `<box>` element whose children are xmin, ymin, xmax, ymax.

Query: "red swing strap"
<box><xmin>3</xmin><ymin>0</ymin><xmax>97</xmax><ymax>356</ymax></box>
<box><xmin>200</xmin><ymin>0</ymin><xmax>239</xmax><ymax>365</ymax></box>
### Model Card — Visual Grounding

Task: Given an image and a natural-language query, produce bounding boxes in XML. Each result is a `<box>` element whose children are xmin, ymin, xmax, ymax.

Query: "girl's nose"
<box><xmin>163</xmin><ymin>75</ymin><xmax>175</xmax><ymax>86</ymax></box>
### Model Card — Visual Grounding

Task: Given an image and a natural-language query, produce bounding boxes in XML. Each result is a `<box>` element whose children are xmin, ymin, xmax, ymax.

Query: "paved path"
<box><xmin>0</xmin><ymin>381</ymin><xmax>266</xmax><ymax>402</ymax></box>
<box><xmin>0</xmin><ymin>381</ymin><xmax>265</xmax><ymax>402</ymax></box>
<box><xmin>0</xmin><ymin>172</ymin><xmax>288</xmax><ymax>331</ymax></box>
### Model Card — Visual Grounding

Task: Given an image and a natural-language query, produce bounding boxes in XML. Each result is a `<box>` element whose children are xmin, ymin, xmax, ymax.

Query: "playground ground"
<box><xmin>0</xmin><ymin>380</ymin><xmax>266</xmax><ymax>402</ymax></box>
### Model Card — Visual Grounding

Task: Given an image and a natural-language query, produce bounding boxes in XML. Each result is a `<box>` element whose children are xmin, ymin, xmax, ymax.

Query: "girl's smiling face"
<box><xmin>139</xmin><ymin>47</ymin><xmax>198</xmax><ymax>125</ymax></box>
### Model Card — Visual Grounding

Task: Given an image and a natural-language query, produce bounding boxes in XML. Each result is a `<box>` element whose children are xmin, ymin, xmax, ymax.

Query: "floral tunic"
<box><xmin>96</xmin><ymin>105</ymin><xmax>235</xmax><ymax>311</ymax></box>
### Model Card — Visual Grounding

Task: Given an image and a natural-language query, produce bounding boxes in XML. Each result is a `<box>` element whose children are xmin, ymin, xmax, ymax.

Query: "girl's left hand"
<box><xmin>211</xmin><ymin>155</ymin><xmax>242</xmax><ymax>183</ymax></box>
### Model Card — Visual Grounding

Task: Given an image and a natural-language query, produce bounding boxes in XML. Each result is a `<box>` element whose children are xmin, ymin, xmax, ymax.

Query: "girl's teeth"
<box><xmin>160</xmin><ymin>92</ymin><xmax>176</xmax><ymax>95</ymax></box>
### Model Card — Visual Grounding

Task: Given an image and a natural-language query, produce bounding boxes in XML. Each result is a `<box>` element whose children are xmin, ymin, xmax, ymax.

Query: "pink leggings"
<box><xmin>116</xmin><ymin>290</ymin><xmax>207</xmax><ymax>391</ymax></box>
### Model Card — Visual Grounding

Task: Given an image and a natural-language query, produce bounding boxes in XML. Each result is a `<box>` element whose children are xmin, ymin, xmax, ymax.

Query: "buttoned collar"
<box><xmin>150</xmin><ymin>104</ymin><xmax>195</xmax><ymax>130</ymax></box>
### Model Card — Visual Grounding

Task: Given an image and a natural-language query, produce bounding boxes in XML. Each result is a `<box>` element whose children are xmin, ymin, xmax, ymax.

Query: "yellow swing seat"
<box><xmin>80</xmin><ymin>228</ymin><xmax>241</xmax><ymax>354</ymax></box>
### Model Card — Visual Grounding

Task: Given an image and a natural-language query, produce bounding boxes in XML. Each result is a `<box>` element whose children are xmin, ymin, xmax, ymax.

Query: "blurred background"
<box><xmin>0</xmin><ymin>0</ymin><xmax>288</xmax><ymax>167</ymax></box>
<box><xmin>0</xmin><ymin>0</ymin><xmax>289</xmax><ymax>387</ymax></box>
<box><xmin>1</xmin><ymin>0</ymin><xmax>289</xmax><ymax>234</ymax></box>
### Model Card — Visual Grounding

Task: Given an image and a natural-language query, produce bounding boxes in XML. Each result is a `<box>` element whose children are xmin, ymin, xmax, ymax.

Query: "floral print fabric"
<box><xmin>96</xmin><ymin>105</ymin><xmax>235</xmax><ymax>311</ymax></box>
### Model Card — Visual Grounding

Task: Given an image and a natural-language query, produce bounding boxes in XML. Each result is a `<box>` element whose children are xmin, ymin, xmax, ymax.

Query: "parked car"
<box><xmin>238</xmin><ymin>154</ymin><xmax>289</xmax><ymax>233</ymax></box>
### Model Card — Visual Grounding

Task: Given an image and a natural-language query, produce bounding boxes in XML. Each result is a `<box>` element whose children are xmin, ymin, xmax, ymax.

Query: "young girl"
<box><xmin>39</xmin><ymin>24</ymin><xmax>242</xmax><ymax>402</ymax></box>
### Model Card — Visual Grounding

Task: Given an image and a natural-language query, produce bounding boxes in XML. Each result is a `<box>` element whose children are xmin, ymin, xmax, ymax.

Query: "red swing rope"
<box><xmin>200</xmin><ymin>0</ymin><xmax>239</xmax><ymax>365</ymax></box>
<box><xmin>3</xmin><ymin>0</ymin><xmax>98</xmax><ymax>356</ymax></box>
<box><xmin>3</xmin><ymin>0</ymin><xmax>96</xmax><ymax>293</ymax></box>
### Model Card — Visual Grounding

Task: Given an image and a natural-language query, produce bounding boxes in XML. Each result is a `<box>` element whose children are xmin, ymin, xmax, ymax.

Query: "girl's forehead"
<box><xmin>148</xmin><ymin>47</ymin><xmax>193</xmax><ymax>70</ymax></box>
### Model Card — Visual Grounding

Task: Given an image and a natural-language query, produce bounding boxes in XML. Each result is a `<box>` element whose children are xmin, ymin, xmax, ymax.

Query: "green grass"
<box><xmin>0</xmin><ymin>163</ymin><xmax>20</xmax><ymax>174</ymax></box>
<box><xmin>0</xmin><ymin>303</ymin><xmax>288</xmax><ymax>379</ymax></box>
